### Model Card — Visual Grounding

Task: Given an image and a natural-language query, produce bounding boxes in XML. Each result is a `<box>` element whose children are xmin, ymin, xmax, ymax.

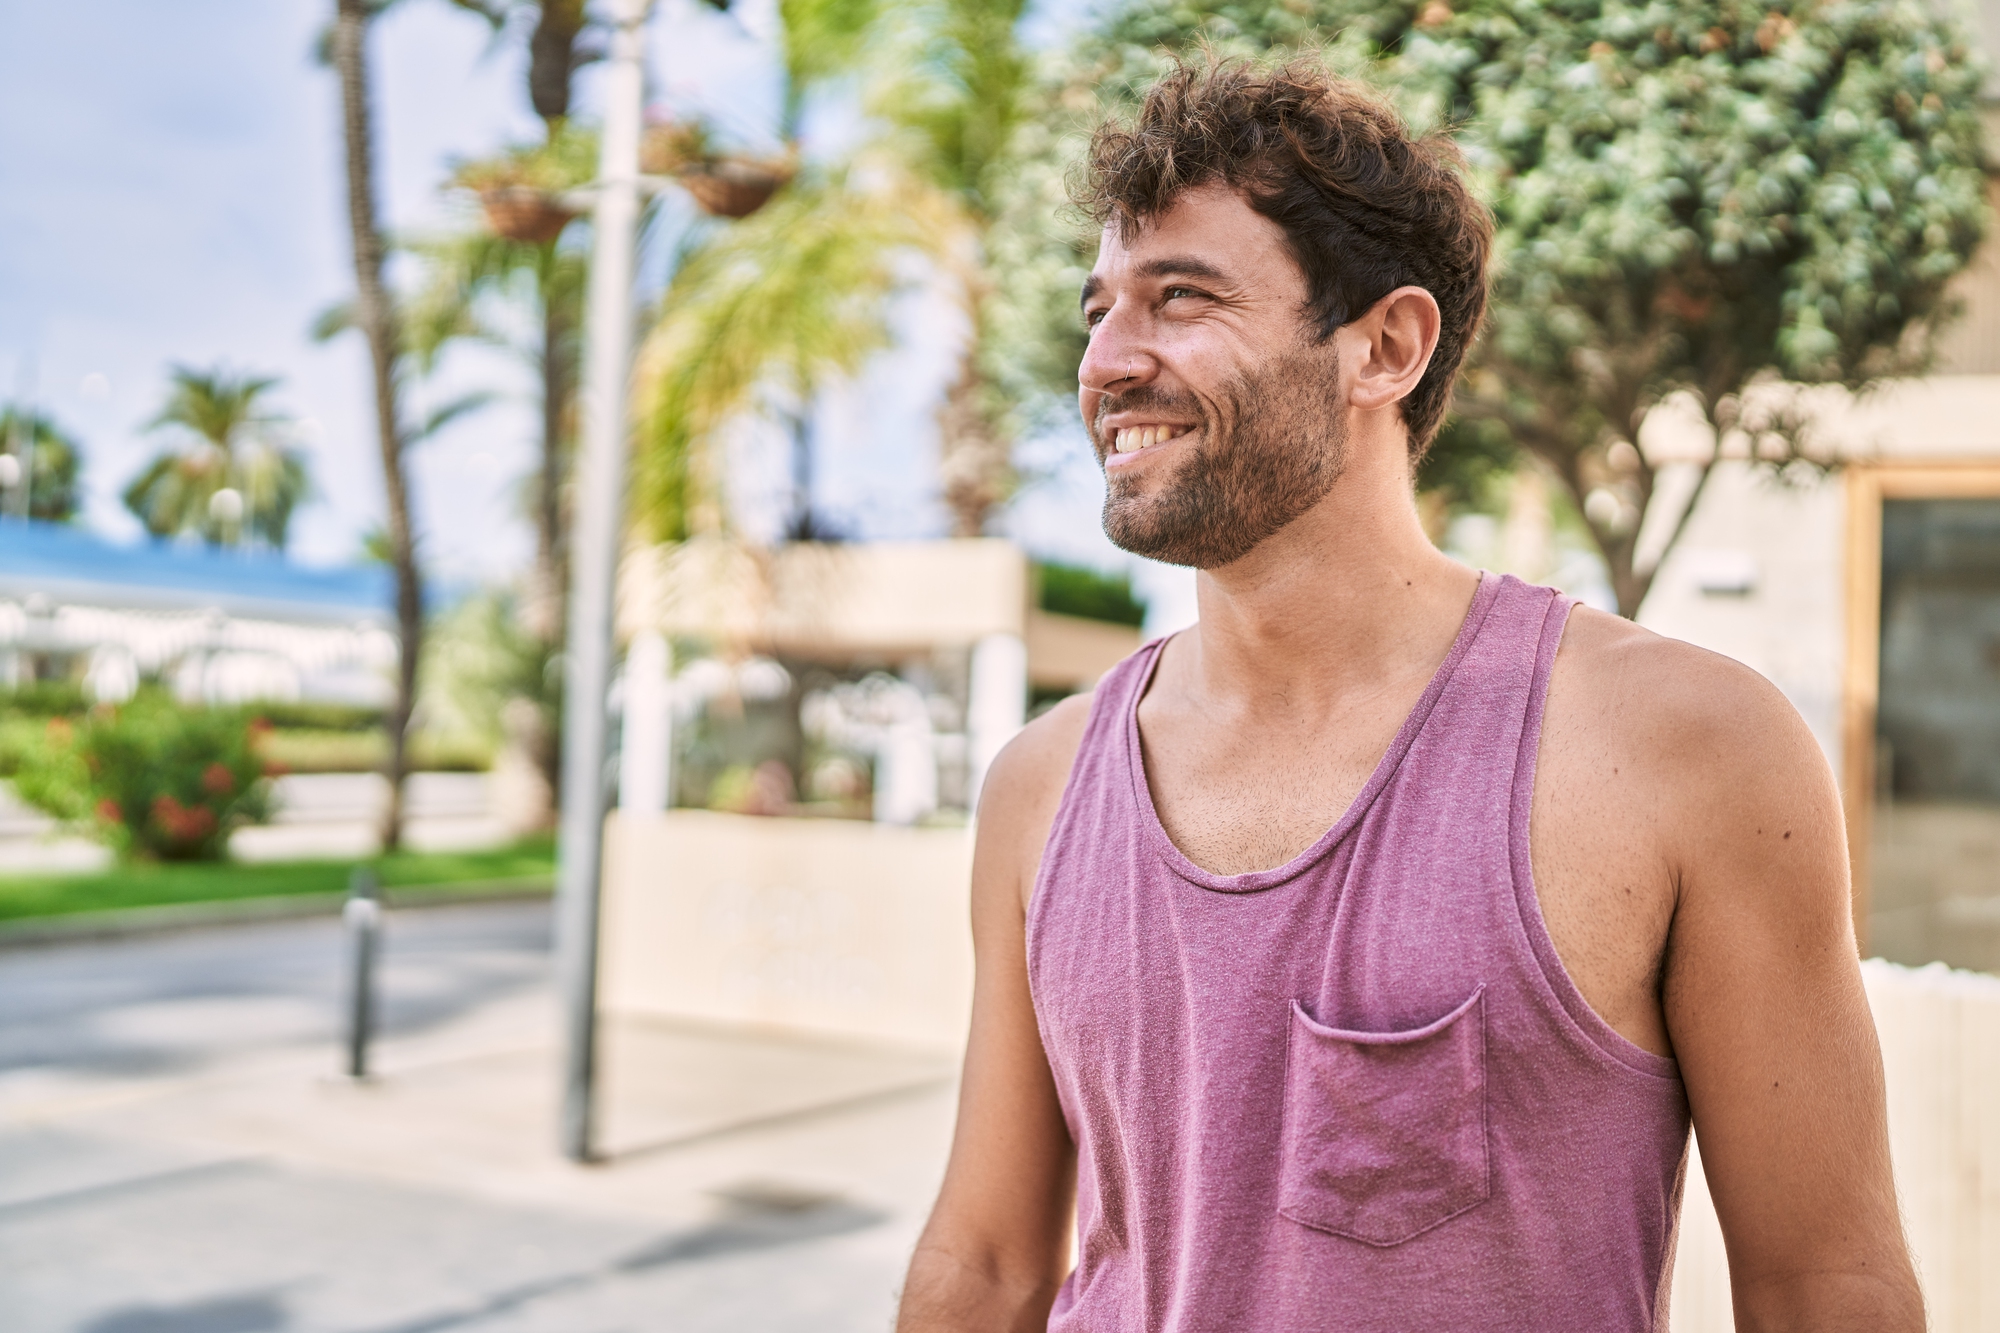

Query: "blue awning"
<box><xmin>0</xmin><ymin>522</ymin><xmax>392</xmax><ymax>625</ymax></box>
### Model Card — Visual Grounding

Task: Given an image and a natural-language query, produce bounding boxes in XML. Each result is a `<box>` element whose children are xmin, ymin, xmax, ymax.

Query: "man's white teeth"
<box><xmin>1113</xmin><ymin>425</ymin><xmax>1185</xmax><ymax>454</ymax></box>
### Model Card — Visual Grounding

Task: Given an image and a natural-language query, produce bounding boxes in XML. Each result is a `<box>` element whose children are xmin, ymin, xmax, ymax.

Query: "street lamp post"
<box><xmin>554</xmin><ymin>0</ymin><xmax>652</xmax><ymax>1165</ymax></box>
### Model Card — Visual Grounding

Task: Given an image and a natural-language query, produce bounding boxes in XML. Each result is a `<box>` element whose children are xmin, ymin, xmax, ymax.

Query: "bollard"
<box><xmin>343</xmin><ymin>866</ymin><xmax>381</xmax><ymax>1079</ymax></box>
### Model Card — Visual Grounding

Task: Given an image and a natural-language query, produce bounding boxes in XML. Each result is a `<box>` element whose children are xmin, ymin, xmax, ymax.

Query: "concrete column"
<box><xmin>875</xmin><ymin>709</ymin><xmax>939</xmax><ymax>826</ymax></box>
<box><xmin>967</xmin><ymin>632</ymin><xmax>1028</xmax><ymax>808</ymax></box>
<box><xmin>618</xmin><ymin>630</ymin><xmax>672</xmax><ymax>816</ymax></box>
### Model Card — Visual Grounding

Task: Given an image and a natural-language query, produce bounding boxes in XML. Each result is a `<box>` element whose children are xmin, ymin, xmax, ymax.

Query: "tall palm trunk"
<box><xmin>530</xmin><ymin>275</ymin><xmax>571</xmax><ymax>639</ymax></box>
<box><xmin>333</xmin><ymin>0</ymin><xmax>423</xmax><ymax>851</ymax></box>
<box><xmin>937</xmin><ymin>326</ymin><xmax>1011</xmax><ymax>536</ymax></box>
<box><xmin>528</xmin><ymin>15</ymin><xmax>586</xmax><ymax>816</ymax></box>
<box><xmin>528</xmin><ymin>278</ymin><xmax>571</xmax><ymax>809</ymax></box>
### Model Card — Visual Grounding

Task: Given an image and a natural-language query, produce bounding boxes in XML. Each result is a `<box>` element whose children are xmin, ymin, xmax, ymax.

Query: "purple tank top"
<box><xmin>1026</xmin><ymin>574</ymin><xmax>1691</xmax><ymax>1332</ymax></box>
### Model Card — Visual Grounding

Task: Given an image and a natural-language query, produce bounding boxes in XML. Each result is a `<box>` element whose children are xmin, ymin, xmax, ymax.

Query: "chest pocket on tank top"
<box><xmin>1278</xmin><ymin>987</ymin><xmax>1490</xmax><ymax>1246</ymax></box>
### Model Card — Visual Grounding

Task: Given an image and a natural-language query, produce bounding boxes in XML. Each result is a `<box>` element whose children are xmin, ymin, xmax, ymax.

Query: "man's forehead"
<box><xmin>1089</xmin><ymin>185</ymin><xmax>1289</xmax><ymax>279</ymax></box>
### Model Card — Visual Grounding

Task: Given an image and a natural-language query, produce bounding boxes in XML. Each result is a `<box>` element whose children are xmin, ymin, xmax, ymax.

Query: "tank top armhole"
<box><xmin>1506</xmin><ymin>593</ymin><xmax>1681</xmax><ymax>1082</ymax></box>
<box><xmin>1025</xmin><ymin>639</ymin><xmax>1170</xmax><ymax>948</ymax></box>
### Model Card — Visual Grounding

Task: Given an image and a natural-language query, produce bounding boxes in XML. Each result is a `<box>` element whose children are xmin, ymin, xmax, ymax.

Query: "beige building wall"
<box><xmin>598</xmin><ymin>809</ymin><xmax>975</xmax><ymax>1052</ymax></box>
<box><xmin>1637</xmin><ymin>462</ymin><xmax>1848</xmax><ymax>766</ymax></box>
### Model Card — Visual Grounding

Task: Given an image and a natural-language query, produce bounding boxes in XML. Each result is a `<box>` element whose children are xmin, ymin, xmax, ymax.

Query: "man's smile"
<box><xmin>1102</xmin><ymin>421</ymin><xmax>1197</xmax><ymax>469</ymax></box>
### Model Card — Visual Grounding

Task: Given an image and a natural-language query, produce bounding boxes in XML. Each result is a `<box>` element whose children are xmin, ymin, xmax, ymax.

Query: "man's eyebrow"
<box><xmin>1079</xmin><ymin>256</ymin><xmax>1235</xmax><ymax>310</ymax></box>
<box><xmin>1137</xmin><ymin>256</ymin><xmax>1231</xmax><ymax>285</ymax></box>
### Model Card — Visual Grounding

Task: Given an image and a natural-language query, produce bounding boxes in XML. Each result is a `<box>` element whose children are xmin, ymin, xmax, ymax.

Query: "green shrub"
<box><xmin>1035</xmin><ymin>561</ymin><xmax>1148</xmax><ymax>628</ymax></box>
<box><xmin>10</xmin><ymin>691</ymin><xmax>273</xmax><ymax>861</ymax></box>
<box><xmin>0</xmin><ymin>680</ymin><xmax>89</xmax><ymax>718</ymax></box>
<box><xmin>243</xmin><ymin>700</ymin><xmax>386</xmax><ymax>732</ymax></box>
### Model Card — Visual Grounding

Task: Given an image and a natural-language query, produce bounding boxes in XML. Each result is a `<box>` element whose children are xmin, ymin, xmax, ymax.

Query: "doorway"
<box><xmin>1845</xmin><ymin>468</ymin><xmax>2000</xmax><ymax>969</ymax></box>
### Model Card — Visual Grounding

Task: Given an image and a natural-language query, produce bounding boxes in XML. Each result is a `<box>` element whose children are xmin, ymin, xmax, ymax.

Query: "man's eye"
<box><xmin>1085</xmin><ymin>309</ymin><xmax>1107</xmax><ymax>327</ymax></box>
<box><xmin>1164</xmin><ymin>286</ymin><xmax>1201</xmax><ymax>301</ymax></box>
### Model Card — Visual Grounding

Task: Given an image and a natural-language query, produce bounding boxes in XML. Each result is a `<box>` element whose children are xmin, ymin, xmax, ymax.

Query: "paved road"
<box><xmin>0</xmin><ymin>903</ymin><xmax>957</xmax><ymax>1333</ymax></box>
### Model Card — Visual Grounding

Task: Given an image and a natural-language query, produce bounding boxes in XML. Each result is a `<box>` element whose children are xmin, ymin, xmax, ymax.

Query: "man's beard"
<box><xmin>1095</xmin><ymin>347</ymin><xmax>1348</xmax><ymax>569</ymax></box>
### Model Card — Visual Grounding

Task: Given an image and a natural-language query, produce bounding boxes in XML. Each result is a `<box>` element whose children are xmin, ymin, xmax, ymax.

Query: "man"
<box><xmin>897</xmin><ymin>57</ymin><xmax>1919</xmax><ymax>1333</ymax></box>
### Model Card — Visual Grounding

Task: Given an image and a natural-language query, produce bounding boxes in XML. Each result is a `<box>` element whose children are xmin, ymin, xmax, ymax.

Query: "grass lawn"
<box><xmin>0</xmin><ymin>836</ymin><xmax>556</xmax><ymax>922</ymax></box>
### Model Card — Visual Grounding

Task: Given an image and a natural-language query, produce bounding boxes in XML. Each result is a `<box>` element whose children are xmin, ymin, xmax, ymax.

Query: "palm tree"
<box><xmin>442</xmin><ymin>0</ymin><xmax>596</xmax><ymax>132</ymax></box>
<box><xmin>331</xmin><ymin>0</ymin><xmax>425</xmax><ymax>853</ymax></box>
<box><xmin>630</xmin><ymin>0</ymin><xmax>1032</xmax><ymax>541</ymax></box>
<box><xmin>422</xmin><ymin>7</ymin><xmax>602</xmax><ymax>825</ymax></box>
<box><xmin>0</xmin><ymin>405</ymin><xmax>84</xmax><ymax>522</ymax></box>
<box><xmin>406</xmin><ymin>132</ymin><xmax>594</xmax><ymax>642</ymax></box>
<box><xmin>397</xmin><ymin>210</ymin><xmax>584</xmax><ymax>813</ymax></box>
<box><xmin>633</xmin><ymin>164</ymin><xmax>956</xmax><ymax>538</ymax></box>
<box><xmin>122</xmin><ymin>367</ymin><xmax>310</xmax><ymax>548</ymax></box>
<box><xmin>428</xmin><ymin>4</ymin><xmax>599</xmax><ymax>634</ymax></box>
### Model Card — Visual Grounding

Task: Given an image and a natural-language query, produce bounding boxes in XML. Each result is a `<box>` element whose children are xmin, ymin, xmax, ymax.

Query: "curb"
<box><xmin>0</xmin><ymin>878</ymin><xmax>553</xmax><ymax>950</ymax></box>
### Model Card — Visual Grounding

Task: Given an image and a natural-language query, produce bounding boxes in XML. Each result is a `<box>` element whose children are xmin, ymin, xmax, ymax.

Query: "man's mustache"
<box><xmin>1091</xmin><ymin>387</ymin><xmax>1205</xmax><ymax>442</ymax></box>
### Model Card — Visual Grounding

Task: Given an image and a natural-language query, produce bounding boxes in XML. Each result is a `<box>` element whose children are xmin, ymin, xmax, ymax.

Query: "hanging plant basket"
<box><xmin>478</xmin><ymin>186</ymin><xmax>578</xmax><ymax>245</ymax></box>
<box><xmin>677</xmin><ymin>157</ymin><xmax>795</xmax><ymax>220</ymax></box>
<box><xmin>640</xmin><ymin>122</ymin><xmax>706</xmax><ymax>177</ymax></box>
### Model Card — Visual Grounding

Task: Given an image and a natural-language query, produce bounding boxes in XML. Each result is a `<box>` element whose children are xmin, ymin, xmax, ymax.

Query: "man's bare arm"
<box><xmin>897</xmin><ymin>698</ymin><xmax>1089</xmax><ymax>1331</ymax></box>
<box><xmin>1641</xmin><ymin>645</ymin><xmax>1922</xmax><ymax>1330</ymax></box>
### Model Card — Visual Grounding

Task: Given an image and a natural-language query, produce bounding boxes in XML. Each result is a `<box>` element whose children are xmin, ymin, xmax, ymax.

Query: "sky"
<box><xmin>0</xmin><ymin>0</ymin><xmax>1198</xmax><ymax>627</ymax></box>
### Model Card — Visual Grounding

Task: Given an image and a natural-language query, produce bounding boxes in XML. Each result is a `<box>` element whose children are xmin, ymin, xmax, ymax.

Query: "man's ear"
<box><xmin>1344</xmin><ymin>286</ymin><xmax>1441</xmax><ymax>414</ymax></box>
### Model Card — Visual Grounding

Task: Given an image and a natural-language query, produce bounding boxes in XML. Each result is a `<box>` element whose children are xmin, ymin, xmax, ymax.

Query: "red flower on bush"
<box><xmin>96</xmin><ymin>799</ymin><xmax>123</xmax><ymax>825</ymax></box>
<box><xmin>201</xmin><ymin>763</ymin><xmax>236</xmax><ymax>795</ymax></box>
<box><xmin>150</xmin><ymin>794</ymin><xmax>218</xmax><ymax>845</ymax></box>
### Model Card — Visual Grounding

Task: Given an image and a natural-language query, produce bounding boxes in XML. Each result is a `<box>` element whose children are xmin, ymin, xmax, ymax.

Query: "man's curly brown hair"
<box><xmin>1074</xmin><ymin>55</ymin><xmax>1492</xmax><ymax>458</ymax></box>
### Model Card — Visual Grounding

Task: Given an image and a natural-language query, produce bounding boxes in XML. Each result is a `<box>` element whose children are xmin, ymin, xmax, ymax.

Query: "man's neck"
<box><xmin>1182</xmin><ymin>439</ymin><xmax>1479</xmax><ymax>712</ymax></box>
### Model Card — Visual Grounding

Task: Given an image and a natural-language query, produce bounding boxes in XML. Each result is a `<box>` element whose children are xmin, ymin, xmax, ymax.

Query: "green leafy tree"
<box><xmin>0</xmin><ymin>406</ymin><xmax>84</xmax><ymax>522</ymax></box>
<box><xmin>1002</xmin><ymin>0</ymin><xmax>1990</xmax><ymax>616</ymax></box>
<box><xmin>1428</xmin><ymin>2</ymin><xmax>1988</xmax><ymax>615</ymax></box>
<box><xmin>121</xmin><ymin>367</ymin><xmax>311</xmax><ymax>548</ymax></box>
<box><xmin>631</xmin><ymin>0</ymin><xmax>1035</xmax><ymax>542</ymax></box>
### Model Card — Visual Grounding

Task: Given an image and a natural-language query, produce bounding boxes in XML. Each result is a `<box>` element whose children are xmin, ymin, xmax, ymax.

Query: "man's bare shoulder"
<box><xmin>1548</xmin><ymin>605</ymin><xmax>1842</xmax><ymax>890</ymax></box>
<box><xmin>979</xmin><ymin>690</ymin><xmax>1096</xmax><ymax>827</ymax></box>
<box><xmin>1553</xmin><ymin>605</ymin><xmax>1823</xmax><ymax>778</ymax></box>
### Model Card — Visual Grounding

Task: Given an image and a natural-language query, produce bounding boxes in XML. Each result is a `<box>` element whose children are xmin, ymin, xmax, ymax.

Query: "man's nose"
<box><xmin>1078</xmin><ymin>305</ymin><xmax>1158</xmax><ymax>395</ymax></box>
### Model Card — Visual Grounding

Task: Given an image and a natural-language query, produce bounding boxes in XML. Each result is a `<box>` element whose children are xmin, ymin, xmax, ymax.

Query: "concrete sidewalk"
<box><xmin>0</xmin><ymin>901</ymin><xmax>959</xmax><ymax>1332</ymax></box>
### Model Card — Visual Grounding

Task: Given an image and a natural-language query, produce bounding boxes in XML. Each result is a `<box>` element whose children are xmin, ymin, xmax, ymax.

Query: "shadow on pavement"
<box><xmin>82</xmin><ymin>1289</ymin><xmax>290</xmax><ymax>1333</ymax></box>
<box><xmin>599</xmin><ymin>1072</ymin><xmax>953</xmax><ymax>1164</ymax></box>
<box><xmin>357</xmin><ymin>1189</ymin><xmax>888</xmax><ymax>1333</ymax></box>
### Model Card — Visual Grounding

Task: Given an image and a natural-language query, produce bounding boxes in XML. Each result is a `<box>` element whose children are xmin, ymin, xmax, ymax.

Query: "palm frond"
<box><xmin>630</xmin><ymin>164</ymin><xmax>969</xmax><ymax>540</ymax></box>
<box><xmin>126</xmin><ymin>365</ymin><xmax>311</xmax><ymax>549</ymax></box>
<box><xmin>147</xmin><ymin>366</ymin><xmax>283</xmax><ymax>450</ymax></box>
<box><xmin>778</xmin><ymin>0</ymin><xmax>879</xmax><ymax>133</ymax></box>
<box><xmin>864</xmin><ymin>0</ymin><xmax>1031</xmax><ymax>218</ymax></box>
<box><xmin>413</xmin><ymin>389</ymin><xmax>502</xmax><ymax>443</ymax></box>
<box><xmin>310</xmin><ymin>300</ymin><xmax>358</xmax><ymax>343</ymax></box>
<box><xmin>402</xmin><ymin>225</ymin><xmax>587</xmax><ymax>370</ymax></box>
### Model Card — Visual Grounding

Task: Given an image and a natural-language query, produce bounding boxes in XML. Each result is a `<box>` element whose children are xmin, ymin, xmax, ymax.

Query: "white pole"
<box><xmin>967</xmin><ymin>632</ymin><xmax>1028</xmax><ymax>808</ymax></box>
<box><xmin>619</xmin><ymin>629</ymin><xmax>672</xmax><ymax>816</ymax></box>
<box><xmin>553</xmin><ymin>0</ymin><xmax>651</xmax><ymax>1164</ymax></box>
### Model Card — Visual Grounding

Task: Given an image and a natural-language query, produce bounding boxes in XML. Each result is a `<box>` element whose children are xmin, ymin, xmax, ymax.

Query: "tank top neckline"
<box><xmin>1122</xmin><ymin>571</ymin><xmax>1504</xmax><ymax>894</ymax></box>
